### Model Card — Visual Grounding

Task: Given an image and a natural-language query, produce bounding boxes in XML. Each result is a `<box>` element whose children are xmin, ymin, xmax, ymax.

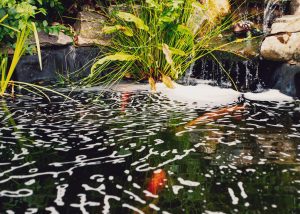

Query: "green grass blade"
<box><xmin>31</xmin><ymin>22</ymin><xmax>43</xmax><ymax>71</ymax></box>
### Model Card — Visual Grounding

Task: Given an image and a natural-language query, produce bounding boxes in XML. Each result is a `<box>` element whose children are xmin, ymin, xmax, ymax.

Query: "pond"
<box><xmin>0</xmin><ymin>84</ymin><xmax>299</xmax><ymax>214</ymax></box>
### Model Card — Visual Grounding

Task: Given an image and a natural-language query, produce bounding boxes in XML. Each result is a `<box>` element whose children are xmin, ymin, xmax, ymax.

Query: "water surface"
<box><xmin>0</xmin><ymin>87</ymin><xmax>299</xmax><ymax>213</ymax></box>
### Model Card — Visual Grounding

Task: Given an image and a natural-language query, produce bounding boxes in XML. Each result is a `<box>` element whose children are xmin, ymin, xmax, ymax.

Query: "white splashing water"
<box><xmin>184</xmin><ymin>61</ymin><xmax>196</xmax><ymax>85</ymax></box>
<box><xmin>263</xmin><ymin>0</ymin><xmax>280</xmax><ymax>33</ymax></box>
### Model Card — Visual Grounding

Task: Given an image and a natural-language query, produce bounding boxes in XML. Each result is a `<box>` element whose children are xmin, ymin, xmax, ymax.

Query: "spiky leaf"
<box><xmin>162</xmin><ymin>43</ymin><xmax>173</xmax><ymax>65</ymax></box>
<box><xmin>91</xmin><ymin>53</ymin><xmax>138</xmax><ymax>73</ymax></box>
<box><xmin>102</xmin><ymin>25</ymin><xmax>133</xmax><ymax>37</ymax></box>
<box><xmin>146</xmin><ymin>0</ymin><xmax>159</xmax><ymax>8</ymax></box>
<box><xmin>169</xmin><ymin>47</ymin><xmax>186</xmax><ymax>56</ymax></box>
<box><xmin>158</xmin><ymin>44</ymin><xmax>186</xmax><ymax>56</ymax></box>
<box><xmin>116</xmin><ymin>12</ymin><xmax>149</xmax><ymax>31</ymax></box>
<box><xmin>148</xmin><ymin>76</ymin><xmax>156</xmax><ymax>91</ymax></box>
<box><xmin>0</xmin><ymin>14</ymin><xmax>8</xmax><ymax>23</ymax></box>
<box><xmin>177</xmin><ymin>25</ymin><xmax>193</xmax><ymax>37</ymax></box>
<box><xmin>31</xmin><ymin>22</ymin><xmax>42</xmax><ymax>71</ymax></box>
<box><xmin>162</xmin><ymin>74</ymin><xmax>174</xmax><ymax>89</ymax></box>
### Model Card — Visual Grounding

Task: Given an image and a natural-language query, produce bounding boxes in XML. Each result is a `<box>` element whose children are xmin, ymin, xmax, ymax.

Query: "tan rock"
<box><xmin>74</xmin><ymin>10</ymin><xmax>110</xmax><ymax>46</ymax></box>
<box><xmin>261</xmin><ymin>14</ymin><xmax>300</xmax><ymax>63</ymax></box>
<box><xmin>270</xmin><ymin>15</ymin><xmax>300</xmax><ymax>34</ymax></box>
<box><xmin>188</xmin><ymin>0</ymin><xmax>230</xmax><ymax>35</ymax></box>
<box><xmin>261</xmin><ymin>32</ymin><xmax>300</xmax><ymax>62</ymax></box>
<box><xmin>30</xmin><ymin>31</ymin><xmax>73</xmax><ymax>47</ymax></box>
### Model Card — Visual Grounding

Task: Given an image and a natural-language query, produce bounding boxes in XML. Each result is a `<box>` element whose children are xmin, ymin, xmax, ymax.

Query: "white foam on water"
<box><xmin>65</xmin><ymin>82</ymin><xmax>295</xmax><ymax>108</ymax></box>
<box><xmin>156</xmin><ymin>83</ymin><xmax>241</xmax><ymax>108</ymax></box>
<box><xmin>113</xmin><ymin>82</ymin><xmax>295</xmax><ymax>107</ymax></box>
<box><xmin>244</xmin><ymin>89</ymin><xmax>294</xmax><ymax>102</ymax></box>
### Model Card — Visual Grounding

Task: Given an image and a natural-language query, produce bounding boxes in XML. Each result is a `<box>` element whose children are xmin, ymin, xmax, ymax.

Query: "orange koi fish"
<box><xmin>185</xmin><ymin>104</ymin><xmax>245</xmax><ymax>127</ymax></box>
<box><xmin>147</xmin><ymin>169</ymin><xmax>167</xmax><ymax>195</ymax></box>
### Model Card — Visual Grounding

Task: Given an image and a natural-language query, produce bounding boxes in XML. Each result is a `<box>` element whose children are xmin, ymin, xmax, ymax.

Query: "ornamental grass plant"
<box><xmin>85</xmin><ymin>0</ymin><xmax>237</xmax><ymax>90</ymax></box>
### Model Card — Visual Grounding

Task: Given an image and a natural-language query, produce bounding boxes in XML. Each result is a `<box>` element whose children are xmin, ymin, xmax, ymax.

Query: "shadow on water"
<box><xmin>0</xmin><ymin>89</ymin><xmax>299</xmax><ymax>213</ymax></box>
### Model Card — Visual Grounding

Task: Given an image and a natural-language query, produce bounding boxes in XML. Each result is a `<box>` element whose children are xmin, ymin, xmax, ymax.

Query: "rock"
<box><xmin>233</xmin><ymin>20</ymin><xmax>254</xmax><ymax>37</ymax></box>
<box><xmin>14</xmin><ymin>46</ymin><xmax>101</xmax><ymax>83</ymax></box>
<box><xmin>0</xmin><ymin>46</ymin><xmax>14</xmax><ymax>55</ymax></box>
<box><xmin>290</xmin><ymin>0</ymin><xmax>300</xmax><ymax>15</ymax></box>
<box><xmin>270</xmin><ymin>15</ymin><xmax>300</xmax><ymax>34</ymax></box>
<box><xmin>187</xmin><ymin>3</ymin><xmax>207</xmax><ymax>34</ymax></box>
<box><xmin>261</xmin><ymin>32</ymin><xmax>300</xmax><ymax>62</ymax></box>
<box><xmin>260</xmin><ymin>15</ymin><xmax>300</xmax><ymax>63</ymax></box>
<box><xmin>30</xmin><ymin>31</ymin><xmax>73</xmax><ymax>47</ymax></box>
<box><xmin>74</xmin><ymin>10</ymin><xmax>110</xmax><ymax>46</ymax></box>
<box><xmin>271</xmin><ymin>63</ymin><xmax>300</xmax><ymax>97</ymax></box>
<box><xmin>188</xmin><ymin>0</ymin><xmax>230</xmax><ymax>34</ymax></box>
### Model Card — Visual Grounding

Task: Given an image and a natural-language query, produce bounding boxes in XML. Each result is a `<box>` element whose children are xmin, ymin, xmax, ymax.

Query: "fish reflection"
<box><xmin>121</xmin><ymin>92</ymin><xmax>132</xmax><ymax>112</ymax></box>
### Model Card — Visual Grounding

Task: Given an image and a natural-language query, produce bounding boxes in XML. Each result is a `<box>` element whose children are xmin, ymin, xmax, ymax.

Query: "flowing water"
<box><xmin>263</xmin><ymin>0</ymin><xmax>287</xmax><ymax>33</ymax></box>
<box><xmin>0</xmin><ymin>84</ymin><xmax>299</xmax><ymax>214</ymax></box>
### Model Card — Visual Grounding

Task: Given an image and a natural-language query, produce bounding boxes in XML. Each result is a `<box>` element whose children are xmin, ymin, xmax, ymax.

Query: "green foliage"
<box><xmin>87</xmin><ymin>0</ymin><xmax>235</xmax><ymax>90</ymax></box>
<box><xmin>0</xmin><ymin>0</ymin><xmax>64</xmax><ymax>44</ymax></box>
<box><xmin>0</xmin><ymin>25</ymin><xmax>30</xmax><ymax>96</ymax></box>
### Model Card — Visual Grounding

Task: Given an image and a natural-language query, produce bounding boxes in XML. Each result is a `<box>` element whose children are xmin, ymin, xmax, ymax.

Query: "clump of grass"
<box><xmin>0</xmin><ymin>25</ymin><xmax>30</xmax><ymax>96</ymax></box>
<box><xmin>0</xmin><ymin>15</ymin><xmax>72</xmax><ymax>101</ymax></box>
<box><xmin>84</xmin><ymin>0</ymin><xmax>237</xmax><ymax>90</ymax></box>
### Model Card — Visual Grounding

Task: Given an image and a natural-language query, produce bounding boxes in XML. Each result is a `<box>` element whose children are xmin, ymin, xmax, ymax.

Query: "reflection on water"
<box><xmin>0</xmin><ymin>89</ymin><xmax>299</xmax><ymax>214</ymax></box>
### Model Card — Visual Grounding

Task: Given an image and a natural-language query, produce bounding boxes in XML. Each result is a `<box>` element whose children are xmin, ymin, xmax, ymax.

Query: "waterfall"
<box><xmin>191</xmin><ymin>57</ymin><xmax>264</xmax><ymax>92</ymax></box>
<box><xmin>263</xmin><ymin>0</ymin><xmax>286</xmax><ymax>33</ymax></box>
<box><xmin>184</xmin><ymin>61</ymin><xmax>195</xmax><ymax>85</ymax></box>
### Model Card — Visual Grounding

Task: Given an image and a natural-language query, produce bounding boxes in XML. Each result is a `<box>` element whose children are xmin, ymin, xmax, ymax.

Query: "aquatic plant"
<box><xmin>0</xmin><ymin>18</ymin><xmax>72</xmax><ymax>101</ymax></box>
<box><xmin>0</xmin><ymin>25</ymin><xmax>30</xmax><ymax>96</ymax></box>
<box><xmin>0</xmin><ymin>16</ymin><xmax>45</xmax><ymax>96</ymax></box>
<box><xmin>86</xmin><ymin>0</ymin><xmax>237</xmax><ymax>90</ymax></box>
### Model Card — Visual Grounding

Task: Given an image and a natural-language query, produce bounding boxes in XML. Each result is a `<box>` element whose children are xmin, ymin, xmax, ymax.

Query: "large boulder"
<box><xmin>260</xmin><ymin>15</ymin><xmax>300</xmax><ymax>63</ymax></box>
<box><xmin>74</xmin><ymin>10</ymin><xmax>110</xmax><ymax>46</ymax></box>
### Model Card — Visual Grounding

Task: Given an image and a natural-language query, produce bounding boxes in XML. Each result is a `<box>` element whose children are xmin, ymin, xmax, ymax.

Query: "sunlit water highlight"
<box><xmin>0</xmin><ymin>83</ymin><xmax>299</xmax><ymax>213</ymax></box>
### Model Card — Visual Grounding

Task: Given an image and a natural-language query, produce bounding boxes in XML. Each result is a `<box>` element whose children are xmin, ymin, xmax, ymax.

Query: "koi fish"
<box><xmin>147</xmin><ymin>169</ymin><xmax>167</xmax><ymax>195</ymax></box>
<box><xmin>185</xmin><ymin>104</ymin><xmax>245</xmax><ymax>127</ymax></box>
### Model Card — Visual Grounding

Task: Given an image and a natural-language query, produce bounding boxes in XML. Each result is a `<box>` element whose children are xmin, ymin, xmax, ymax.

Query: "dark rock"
<box><xmin>192</xmin><ymin>56</ymin><xmax>300</xmax><ymax>97</ymax></box>
<box><xmin>13</xmin><ymin>46</ymin><xmax>101</xmax><ymax>83</ymax></box>
<box><xmin>271</xmin><ymin>63</ymin><xmax>300</xmax><ymax>97</ymax></box>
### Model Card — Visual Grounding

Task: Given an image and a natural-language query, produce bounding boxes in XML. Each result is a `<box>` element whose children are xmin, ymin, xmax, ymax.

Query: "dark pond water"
<box><xmin>0</xmin><ymin>88</ymin><xmax>299</xmax><ymax>214</ymax></box>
